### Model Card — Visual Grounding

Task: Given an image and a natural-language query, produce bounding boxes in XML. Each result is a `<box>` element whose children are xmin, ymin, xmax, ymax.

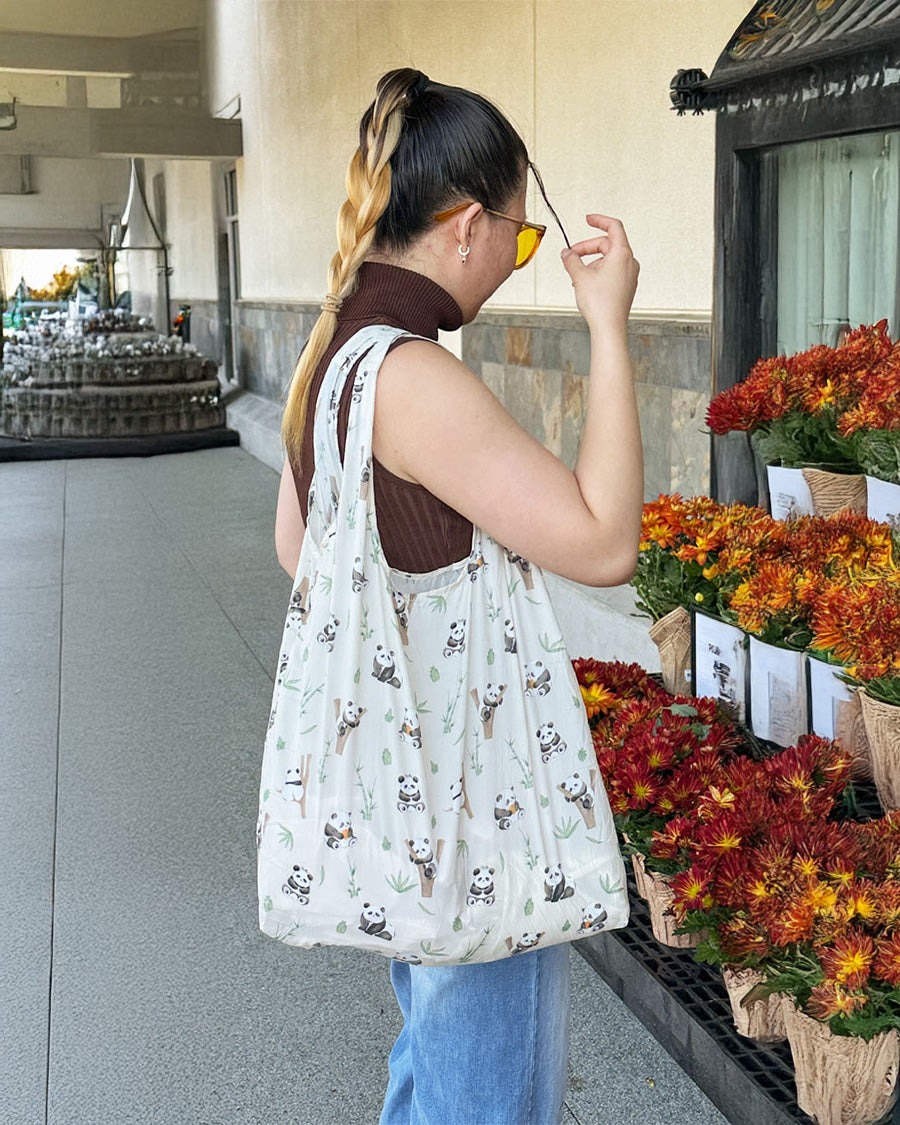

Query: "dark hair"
<box><xmin>364</xmin><ymin>70</ymin><xmax>529</xmax><ymax>253</ymax></box>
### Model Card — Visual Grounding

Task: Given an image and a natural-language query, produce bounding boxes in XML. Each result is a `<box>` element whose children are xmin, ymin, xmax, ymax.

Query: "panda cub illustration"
<box><xmin>276</xmin><ymin>652</ymin><xmax>289</xmax><ymax>685</ymax></box>
<box><xmin>359</xmin><ymin>903</ymin><xmax>395</xmax><ymax>941</ymax></box>
<box><xmin>392</xmin><ymin>952</ymin><xmax>423</xmax><ymax>964</ymax></box>
<box><xmin>509</xmin><ymin>931</ymin><xmax>544</xmax><ymax>955</ymax></box>
<box><xmin>287</xmin><ymin>576</ymin><xmax>311</xmax><ymax>625</ymax></box>
<box><xmin>406</xmin><ymin>837</ymin><xmax>437</xmax><ymax>881</ymax></box>
<box><xmin>397</xmin><ymin>774</ymin><xmax>425</xmax><ymax>813</ymax></box>
<box><xmin>281</xmin><ymin>766</ymin><xmax>305</xmax><ymax>802</ymax></box>
<box><xmin>327</xmin><ymin>387</ymin><xmax>339</xmax><ymax>424</ymax></box>
<box><xmin>317</xmin><ymin>615</ymin><xmax>340</xmax><ymax>652</ymax></box>
<box><xmin>558</xmin><ymin>772</ymin><xmax>595</xmax><ymax>812</ymax></box>
<box><xmin>466</xmin><ymin>867</ymin><xmax>496</xmax><ymax>906</ymax></box>
<box><xmin>524</xmin><ymin>660</ymin><xmax>552</xmax><ymax>698</ymax></box>
<box><xmin>581</xmin><ymin>902</ymin><xmax>608</xmax><ymax>934</ymax></box>
<box><xmin>372</xmin><ymin>644</ymin><xmax>402</xmax><ymax>689</ymax></box>
<box><xmin>536</xmin><ymin>722</ymin><xmax>567</xmax><ymax>763</ymax></box>
<box><xmin>544</xmin><ymin>863</ymin><xmax>575</xmax><ymax>902</ymax></box>
<box><xmin>351</xmin><ymin>556</ymin><xmax>368</xmax><ymax>593</ymax></box>
<box><xmin>494</xmin><ymin>787</ymin><xmax>525</xmax><ymax>830</ymax></box>
<box><xmin>472</xmin><ymin>682</ymin><xmax>507</xmax><ymax>738</ymax></box>
<box><xmin>324</xmin><ymin>810</ymin><xmax>357</xmax><ymax>849</ymax></box>
<box><xmin>467</xmin><ymin>551</ymin><xmax>488</xmax><ymax>581</ymax></box>
<box><xmin>282</xmin><ymin>864</ymin><xmax>313</xmax><ymax>903</ymax></box>
<box><xmin>443</xmin><ymin>619</ymin><xmax>466</xmax><ymax>658</ymax></box>
<box><xmin>351</xmin><ymin>370</ymin><xmax>366</xmax><ymax>404</ymax></box>
<box><xmin>503</xmin><ymin>619</ymin><xmax>517</xmax><ymax>654</ymax></box>
<box><xmin>399</xmin><ymin>707</ymin><xmax>422</xmax><ymax>749</ymax></box>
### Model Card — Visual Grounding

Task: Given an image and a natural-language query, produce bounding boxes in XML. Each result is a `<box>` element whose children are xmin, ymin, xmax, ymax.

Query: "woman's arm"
<box><xmin>275</xmin><ymin>459</ymin><xmax>305</xmax><ymax>577</ymax></box>
<box><xmin>372</xmin><ymin>215</ymin><xmax>642</xmax><ymax>587</ymax></box>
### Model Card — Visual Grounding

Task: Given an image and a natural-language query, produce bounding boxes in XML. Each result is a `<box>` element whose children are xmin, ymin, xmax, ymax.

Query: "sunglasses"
<box><xmin>433</xmin><ymin>162</ymin><xmax>571</xmax><ymax>270</ymax></box>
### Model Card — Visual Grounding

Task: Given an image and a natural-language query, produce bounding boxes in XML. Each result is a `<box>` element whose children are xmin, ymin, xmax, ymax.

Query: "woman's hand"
<box><xmin>560</xmin><ymin>215</ymin><xmax>639</xmax><ymax>333</ymax></box>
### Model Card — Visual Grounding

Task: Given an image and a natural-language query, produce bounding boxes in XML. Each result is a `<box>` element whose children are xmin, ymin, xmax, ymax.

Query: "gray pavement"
<box><xmin>0</xmin><ymin>447</ymin><xmax>727</xmax><ymax>1125</ymax></box>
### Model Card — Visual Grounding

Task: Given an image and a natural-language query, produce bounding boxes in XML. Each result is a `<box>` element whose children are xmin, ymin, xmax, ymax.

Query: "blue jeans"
<box><xmin>379</xmin><ymin>944</ymin><xmax>571</xmax><ymax>1125</ymax></box>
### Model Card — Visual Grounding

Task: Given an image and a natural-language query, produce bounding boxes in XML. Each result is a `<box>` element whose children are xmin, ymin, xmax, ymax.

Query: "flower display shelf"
<box><xmin>579</xmin><ymin>781</ymin><xmax>892</xmax><ymax>1125</ymax></box>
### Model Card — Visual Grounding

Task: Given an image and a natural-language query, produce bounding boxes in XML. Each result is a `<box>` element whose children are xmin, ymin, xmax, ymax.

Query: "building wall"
<box><xmin>0</xmin><ymin>157</ymin><xmax>129</xmax><ymax>236</ymax></box>
<box><xmin>205</xmin><ymin>0</ymin><xmax>749</xmax><ymax>313</ymax></box>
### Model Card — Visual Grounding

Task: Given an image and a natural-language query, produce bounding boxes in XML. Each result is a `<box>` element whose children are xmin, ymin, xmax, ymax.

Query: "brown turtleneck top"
<box><xmin>290</xmin><ymin>262</ymin><xmax>474</xmax><ymax>573</ymax></box>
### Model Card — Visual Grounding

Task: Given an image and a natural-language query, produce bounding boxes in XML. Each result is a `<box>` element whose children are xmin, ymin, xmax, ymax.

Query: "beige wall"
<box><xmin>0</xmin><ymin>156</ymin><xmax>129</xmax><ymax>233</ymax></box>
<box><xmin>0</xmin><ymin>0</ymin><xmax>202</xmax><ymax>37</ymax></box>
<box><xmin>205</xmin><ymin>0</ymin><xmax>748</xmax><ymax>314</ymax></box>
<box><xmin>163</xmin><ymin>160</ymin><xmax>218</xmax><ymax>300</ymax></box>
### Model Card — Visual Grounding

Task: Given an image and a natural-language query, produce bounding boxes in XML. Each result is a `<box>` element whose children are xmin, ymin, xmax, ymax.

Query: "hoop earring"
<box><xmin>458</xmin><ymin>243</ymin><xmax>470</xmax><ymax>264</ymax></box>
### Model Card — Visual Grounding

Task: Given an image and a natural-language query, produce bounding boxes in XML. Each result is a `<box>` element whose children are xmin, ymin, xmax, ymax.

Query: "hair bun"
<box><xmin>409</xmin><ymin>71</ymin><xmax>430</xmax><ymax>101</ymax></box>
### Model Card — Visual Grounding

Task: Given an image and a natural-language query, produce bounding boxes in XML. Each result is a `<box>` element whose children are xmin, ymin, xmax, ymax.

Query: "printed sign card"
<box><xmin>748</xmin><ymin>636</ymin><xmax>808</xmax><ymax>747</ymax></box>
<box><xmin>693</xmin><ymin>612</ymin><xmax>748</xmax><ymax>726</ymax></box>
<box><xmin>766</xmin><ymin>466</ymin><xmax>814</xmax><ymax>522</ymax></box>
<box><xmin>866</xmin><ymin>477</ymin><xmax>900</xmax><ymax>531</ymax></box>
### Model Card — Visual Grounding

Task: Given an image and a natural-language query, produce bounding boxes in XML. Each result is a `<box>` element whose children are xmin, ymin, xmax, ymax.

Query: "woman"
<box><xmin>273</xmin><ymin>69</ymin><xmax>642</xmax><ymax>1125</ymax></box>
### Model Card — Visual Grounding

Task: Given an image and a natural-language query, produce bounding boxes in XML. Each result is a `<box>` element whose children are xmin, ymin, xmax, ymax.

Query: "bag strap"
<box><xmin>307</xmin><ymin>325</ymin><xmax>423</xmax><ymax>541</ymax></box>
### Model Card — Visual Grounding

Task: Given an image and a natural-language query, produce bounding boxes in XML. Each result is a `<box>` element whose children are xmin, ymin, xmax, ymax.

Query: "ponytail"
<box><xmin>281</xmin><ymin>69</ymin><xmax>422</xmax><ymax>466</ymax></box>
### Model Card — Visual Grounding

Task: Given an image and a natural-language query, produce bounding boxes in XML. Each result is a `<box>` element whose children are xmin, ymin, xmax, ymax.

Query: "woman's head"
<box><xmin>282</xmin><ymin>69</ymin><xmax>528</xmax><ymax>463</ymax></box>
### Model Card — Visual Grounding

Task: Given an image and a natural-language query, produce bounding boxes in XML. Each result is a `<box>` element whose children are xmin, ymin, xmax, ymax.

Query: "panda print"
<box><xmin>288</xmin><ymin>576</ymin><xmax>311</xmax><ymax>626</ymax></box>
<box><xmin>581</xmin><ymin>902</ymin><xmax>608</xmax><ymax>934</ymax></box>
<box><xmin>466</xmin><ymin>866</ymin><xmax>496</xmax><ymax>906</ymax></box>
<box><xmin>392</xmin><ymin>952</ymin><xmax>423</xmax><ymax>965</ymax></box>
<box><xmin>523</xmin><ymin>660</ymin><xmax>552</xmax><ymax>698</ymax></box>
<box><xmin>282</xmin><ymin>864</ymin><xmax>313</xmax><ymax>904</ymax></box>
<box><xmin>494</xmin><ymin>787</ymin><xmax>525</xmax><ymax>830</ymax></box>
<box><xmin>391</xmin><ymin>589</ymin><xmax>415</xmax><ymax>646</ymax></box>
<box><xmin>278</xmin><ymin>754</ymin><xmax>311</xmax><ymax>815</ymax></box>
<box><xmin>323</xmin><ymin>810</ymin><xmax>357</xmax><ymax>849</ymax></box>
<box><xmin>443</xmin><ymin>620</ymin><xmax>466</xmax><ymax>659</ymax></box>
<box><xmin>471</xmin><ymin>682</ymin><xmax>507</xmax><ymax>739</ymax></box>
<box><xmin>317</xmin><ymin>615</ymin><xmax>340</xmax><ymax>652</ymax></box>
<box><xmin>372</xmin><ymin>644</ymin><xmax>402</xmax><ymax>689</ymax></box>
<box><xmin>359</xmin><ymin>456</ymin><xmax>371</xmax><ymax>502</ymax></box>
<box><xmin>399</xmin><ymin>707</ymin><xmax>422</xmax><ymax>750</ymax></box>
<box><xmin>449</xmin><ymin>775</ymin><xmax>473</xmax><ymax>818</ymax></box>
<box><xmin>557</xmin><ymin>771</ymin><xmax>597</xmax><ymax>829</ymax></box>
<box><xmin>397</xmin><ymin>774</ymin><xmax>425</xmax><ymax>813</ymax></box>
<box><xmin>536</xmin><ymin>722</ymin><xmax>567</xmax><ymax>763</ymax></box>
<box><xmin>334</xmin><ymin>699</ymin><xmax>367</xmax><ymax>755</ymax></box>
<box><xmin>358</xmin><ymin>902</ymin><xmax>395</xmax><ymax>941</ymax></box>
<box><xmin>503</xmin><ymin>619</ymin><xmax>517</xmax><ymax>654</ymax></box>
<box><xmin>507</xmin><ymin>931</ymin><xmax>544</xmax><ymax>955</ymax></box>
<box><xmin>351</xmin><ymin>370</ymin><xmax>367</xmax><ymax>404</ymax></box>
<box><xmin>503</xmin><ymin>548</ymin><xmax>534</xmax><ymax>590</ymax></box>
<box><xmin>351</xmin><ymin>556</ymin><xmax>368</xmax><ymax>594</ymax></box>
<box><xmin>276</xmin><ymin>651</ymin><xmax>289</xmax><ymax>685</ymax></box>
<box><xmin>327</xmin><ymin>386</ymin><xmax>339</xmax><ymax>425</ymax></box>
<box><xmin>467</xmin><ymin>551</ymin><xmax>488</xmax><ymax>582</ymax></box>
<box><xmin>406</xmin><ymin>837</ymin><xmax>445</xmax><ymax>896</ymax></box>
<box><xmin>544</xmin><ymin>863</ymin><xmax>575</xmax><ymax>902</ymax></box>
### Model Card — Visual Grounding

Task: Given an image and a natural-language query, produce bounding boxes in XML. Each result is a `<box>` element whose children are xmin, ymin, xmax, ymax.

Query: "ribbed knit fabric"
<box><xmin>290</xmin><ymin>262</ymin><xmax>472</xmax><ymax>573</ymax></box>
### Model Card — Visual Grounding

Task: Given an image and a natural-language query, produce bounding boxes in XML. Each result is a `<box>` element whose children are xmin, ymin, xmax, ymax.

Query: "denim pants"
<box><xmin>379</xmin><ymin>943</ymin><xmax>571</xmax><ymax>1125</ymax></box>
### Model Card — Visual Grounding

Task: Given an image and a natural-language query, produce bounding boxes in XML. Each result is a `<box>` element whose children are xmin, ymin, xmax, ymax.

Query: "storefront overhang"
<box><xmin>0</xmin><ymin>31</ymin><xmax>199</xmax><ymax>79</ymax></box>
<box><xmin>0</xmin><ymin>105</ymin><xmax>242</xmax><ymax>160</ymax></box>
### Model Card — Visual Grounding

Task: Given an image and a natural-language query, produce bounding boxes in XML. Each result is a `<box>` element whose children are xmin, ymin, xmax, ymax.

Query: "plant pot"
<box><xmin>766</xmin><ymin>465</ymin><xmax>814</xmax><ymax>522</ymax></box>
<box><xmin>801</xmin><ymin>467</ymin><xmax>867</xmax><ymax>518</ymax></box>
<box><xmin>860</xmin><ymin>691</ymin><xmax>900</xmax><ymax>813</ymax></box>
<box><xmin>721</xmin><ymin>966</ymin><xmax>787</xmax><ymax>1043</ymax></box>
<box><xmin>748</xmin><ymin>636</ymin><xmax>809</xmax><ymax>748</ymax></box>
<box><xmin>642</xmin><ymin>867</ymin><xmax>701</xmax><ymax>949</ymax></box>
<box><xmin>784</xmin><ymin>1002</ymin><xmax>899</xmax><ymax>1125</ymax></box>
<box><xmin>866</xmin><ymin>476</ymin><xmax>900</xmax><ymax>529</ymax></box>
<box><xmin>808</xmin><ymin>657</ymin><xmax>871</xmax><ymax>781</ymax></box>
<box><xmin>629</xmin><ymin>851</ymin><xmax>651</xmax><ymax>901</ymax></box>
<box><xmin>648</xmin><ymin>605</ymin><xmax>692</xmax><ymax>696</ymax></box>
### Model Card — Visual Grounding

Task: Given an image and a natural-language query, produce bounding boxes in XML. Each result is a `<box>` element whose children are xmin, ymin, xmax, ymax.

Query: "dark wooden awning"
<box><xmin>671</xmin><ymin>0</ymin><xmax>900</xmax><ymax>113</ymax></box>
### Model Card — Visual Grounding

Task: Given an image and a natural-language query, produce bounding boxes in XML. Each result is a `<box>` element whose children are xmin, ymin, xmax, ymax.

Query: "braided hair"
<box><xmin>281</xmin><ymin>68</ymin><xmax>527</xmax><ymax>465</ymax></box>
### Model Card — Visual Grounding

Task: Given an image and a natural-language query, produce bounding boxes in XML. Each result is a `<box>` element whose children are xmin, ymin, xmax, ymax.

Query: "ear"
<box><xmin>452</xmin><ymin>202</ymin><xmax>484</xmax><ymax>251</ymax></box>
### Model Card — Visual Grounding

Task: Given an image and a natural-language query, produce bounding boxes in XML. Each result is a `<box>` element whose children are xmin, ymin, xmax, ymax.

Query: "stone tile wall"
<box><xmin>463</xmin><ymin>310</ymin><xmax>712</xmax><ymax>500</ymax></box>
<box><xmin>229</xmin><ymin>299</ymin><xmax>712</xmax><ymax>500</ymax></box>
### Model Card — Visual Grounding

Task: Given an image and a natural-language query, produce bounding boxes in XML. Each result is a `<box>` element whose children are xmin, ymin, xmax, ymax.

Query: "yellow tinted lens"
<box><xmin>515</xmin><ymin>226</ymin><xmax>542</xmax><ymax>269</ymax></box>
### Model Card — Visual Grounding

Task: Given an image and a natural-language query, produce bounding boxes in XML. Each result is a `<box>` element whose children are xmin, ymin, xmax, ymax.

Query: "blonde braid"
<box><xmin>281</xmin><ymin>72</ymin><xmax>419</xmax><ymax>468</ymax></box>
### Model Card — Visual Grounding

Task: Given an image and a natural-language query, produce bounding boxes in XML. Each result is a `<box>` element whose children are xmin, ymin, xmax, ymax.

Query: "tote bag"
<box><xmin>257</xmin><ymin>325</ymin><xmax>628</xmax><ymax>964</ymax></box>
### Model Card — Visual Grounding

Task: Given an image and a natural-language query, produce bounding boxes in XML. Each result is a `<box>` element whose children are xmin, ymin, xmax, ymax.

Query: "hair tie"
<box><xmin>321</xmin><ymin>293</ymin><xmax>343</xmax><ymax>315</ymax></box>
<box><xmin>409</xmin><ymin>72</ymin><xmax>430</xmax><ymax>102</ymax></box>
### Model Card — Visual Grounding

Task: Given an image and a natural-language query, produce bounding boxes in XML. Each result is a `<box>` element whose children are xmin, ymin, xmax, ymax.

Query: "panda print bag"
<box><xmin>256</xmin><ymin>324</ymin><xmax>629</xmax><ymax>965</ymax></box>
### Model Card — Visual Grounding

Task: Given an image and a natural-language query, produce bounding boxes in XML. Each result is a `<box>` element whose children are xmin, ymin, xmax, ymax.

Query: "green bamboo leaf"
<box><xmin>452</xmin><ymin>916</ymin><xmax>463</xmax><ymax>932</ymax></box>
<box><xmin>578</xmin><ymin>748</ymin><xmax>587</xmax><ymax>761</ymax></box>
<box><xmin>540</xmin><ymin>795</ymin><xmax>549</xmax><ymax>808</ymax></box>
<box><xmin>524</xmin><ymin>897</ymin><xmax>534</xmax><ymax>916</ymax></box>
<box><xmin>561</xmin><ymin>919</ymin><xmax>571</xmax><ymax>932</ymax></box>
<box><xmin>385</xmin><ymin>709</ymin><xmax>394</xmax><ymax>724</ymax></box>
<box><xmin>277</xmin><ymin>825</ymin><xmax>294</xmax><ymax>849</ymax></box>
<box><xmin>487</xmin><ymin>648</ymin><xmax>495</xmax><ymax>665</ymax></box>
<box><xmin>430</xmin><ymin>666</ymin><xmax>440</xmax><ymax>682</ymax></box>
<box><xmin>276</xmin><ymin>737</ymin><xmax>285</xmax><ymax>751</ymax></box>
<box><xmin>354</xmin><ymin>667</ymin><xmax>361</xmax><ymax>684</ymax></box>
<box><xmin>262</xmin><ymin>788</ymin><xmax>270</xmax><ymax>801</ymax></box>
<box><xmin>336</xmin><ymin>920</ymin><xmax>347</xmax><ymax>933</ymax></box>
<box><xmin>382</xmin><ymin>747</ymin><xmax>392</xmax><ymax>765</ymax></box>
<box><xmin>430</xmin><ymin>760</ymin><xmax>439</xmax><ymax>774</ymax></box>
<box><xmin>382</xmin><ymin>836</ymin><xmax>391</xmax><ymax>851</ymax></box>
<box><xmin>263</xmin><ymin>896</ymin><xmax>273</xmax><ymax>912</ymax></box>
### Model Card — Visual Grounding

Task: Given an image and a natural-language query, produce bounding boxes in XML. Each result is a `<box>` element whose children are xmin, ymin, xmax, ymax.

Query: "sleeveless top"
<box><xmin>290</xmin><ymin>262</ymin><xmax>473</xmax><ymax>573</ymax></box>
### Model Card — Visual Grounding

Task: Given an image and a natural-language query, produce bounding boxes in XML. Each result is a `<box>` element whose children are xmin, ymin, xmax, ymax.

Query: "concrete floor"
<box><xmin>0</xmin><ymin>447</ymin><xmax>727</xmax><ymax>1125</ymax></box>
